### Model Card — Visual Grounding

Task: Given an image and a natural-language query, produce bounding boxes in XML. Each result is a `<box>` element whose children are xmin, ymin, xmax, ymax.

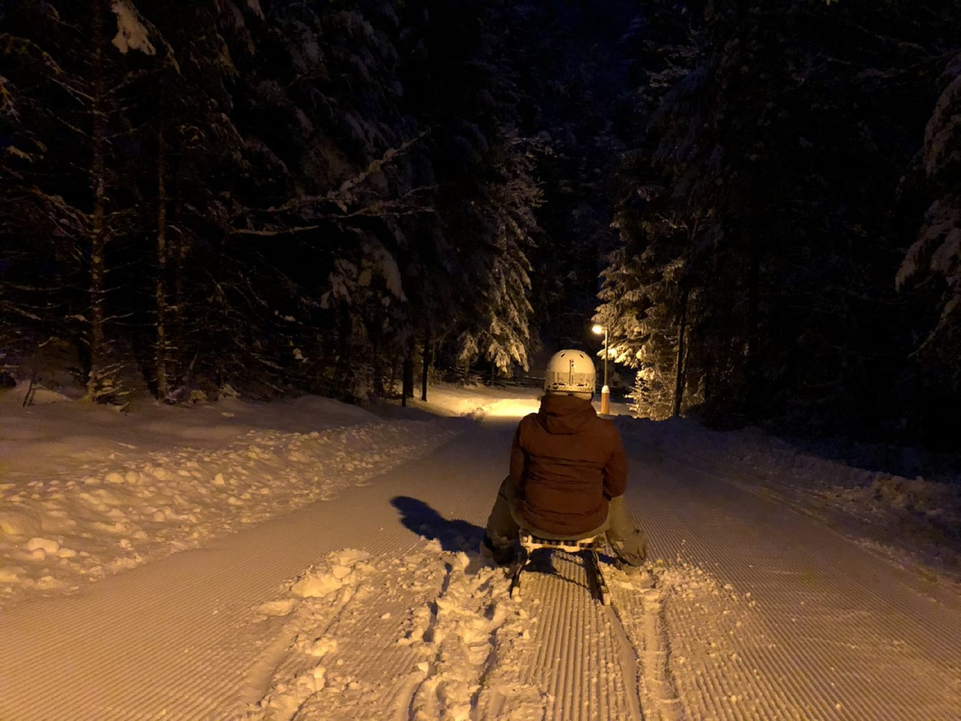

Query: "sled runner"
<box><xmin>508</xmin><ymin>530</ymin><xmax>612</xmax><ymax>606</ymax></box>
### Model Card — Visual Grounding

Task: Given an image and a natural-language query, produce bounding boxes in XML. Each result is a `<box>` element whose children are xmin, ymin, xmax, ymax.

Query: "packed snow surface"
<box><xmin>1</xmin><ymin>383</ymin><xmax>960</xmax><ymax>720</ymax></box>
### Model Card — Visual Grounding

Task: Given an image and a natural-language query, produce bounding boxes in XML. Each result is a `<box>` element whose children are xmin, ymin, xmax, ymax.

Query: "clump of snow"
<box><xmin>0</xmin><ymin>507</ymin><xmax>42</xmax><ymax>539</ymax></box>
<box><xmin>369</xmin><ymin>242</ymin><xmax>406</xmax><ymax>301</ymax></box>
<box><xmin>290</xmin><ymin>550</ymin><xmax>372</xmax><ymax>599</ymax></box>
<box><xmin>24</xmin><ymin>537</ymin><xmax>60</xmax><ymax>559</ymax></box>
<box><xmin>868</xmin><ymin>475</ymin><xmax>953</xmax><ymax>512</ymax></box>
<box><xmin>110</xmin><ymin>0</ymin><xmax>156</xmax><ymax>55</ymax></box>
<box><xmin>255</xmin><ymin>599</ymin><xmax>297</xmax><ymax>618</ymax></box>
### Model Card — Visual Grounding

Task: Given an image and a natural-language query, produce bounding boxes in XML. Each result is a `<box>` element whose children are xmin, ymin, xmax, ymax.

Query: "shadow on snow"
<box><xmin>390</xmin><ymin>495</ymin><xmax>485</xmax><ymax>555</ymax></box>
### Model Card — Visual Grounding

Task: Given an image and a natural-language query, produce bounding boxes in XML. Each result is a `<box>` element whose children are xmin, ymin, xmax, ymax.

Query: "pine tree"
<box><xmin>135</xmin><ymin>0</ymin><xmax>269</xmax><ymax>399</ymax></box>
<box><xmin>474</xmin><ymin>138</ymin><xmax>542</xmax><ymax>375</ymax></box>
<box><xmin>499</xmin><ymin>0</ymin><xmax>640</xmax><ymax>351</ymax></box>
<box><xmin>898</xmin><ymin>50</ymin><xmax>961</xmax><ymax>371</ymax></box>
<box><xmin>595</xmin><ymin>0</ymin><xmax>705</xmax><ymax>418</ymax></box>
<box><xmin>896</xmin><ymin>49</ymin><xmax>961</xmax><ymax>445</ymax></box>
<box><xmin>398</xmin><ymin>0</ymin><xmax>542</xmax><ymax>384</ymax></box>
<box><xmin>0</xmin><ymin>23</ymin><xmax>84</xmax><ymax>374</ymax></box>
<box><xmin>599</xmin><ymin>0</ymin><xmax>958</xmax><ymax>437</ymax></box>
<box><xmin>1</xmin><ymin>0</ymin><xmax>159</xmax><ymax>402</ymax></box>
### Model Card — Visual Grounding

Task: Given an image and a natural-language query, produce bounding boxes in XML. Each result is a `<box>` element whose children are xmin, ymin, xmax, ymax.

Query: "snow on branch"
<box><xmin>0</xmin><ymin>75</ymin><xmax>18</xmax><ymax>121</ymax></box>
<box><xmin>272</xmin><ymin>131</ymin><xmax>430</xmax><ymax>213</ymax></box>
<box><xmin>229</xmin><ymin>193</ymin><xmax>436</xmax><ymax>237</ymax></box>
<box><xmin>231</xmin><ymin>225</ymin><xmax>322</xmax><ymax>236</ymax></box>
<box><xmin>368</xmin><ymin>242</ymin><xmax>406</xmax><ymax>301</ymax></box>
<box><xmin>1</xmin><ymin>36</ymin><xmax>95</xmax><ymax>102</ymax></box>
<box><xmin>247</xmin><ymin>0</ymin><xmax>265</xmax><ymax>20</ymax></box>
<box><xmin>110</xmin><ymin>0</ymin><xmax>156</xmax><ymax>56</ymax></box>
<box><xmin>923</xmin><ymin>54</ymin><xmax>961</xmax><ymax>176</ymax></box>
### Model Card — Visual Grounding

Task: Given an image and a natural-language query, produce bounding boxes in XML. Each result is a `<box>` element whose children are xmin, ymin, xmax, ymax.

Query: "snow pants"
<box><xmin>484</xmin><ymin>477</ymin><xmax>648</xmax><ymax>566</ymax></box>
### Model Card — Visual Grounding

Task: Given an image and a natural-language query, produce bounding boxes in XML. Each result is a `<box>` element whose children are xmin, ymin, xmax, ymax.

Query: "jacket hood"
<box><xmin>536</xmin><ymin>393</ymin><xmax>597</xmax><ymax>435</ymax></box>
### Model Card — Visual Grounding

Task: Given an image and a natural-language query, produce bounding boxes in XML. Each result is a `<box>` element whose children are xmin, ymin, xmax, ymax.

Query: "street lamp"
<box><xmin>591</xmin><ymin>324</ymin><xmax>610</xmax><ymax>415</ymax></box>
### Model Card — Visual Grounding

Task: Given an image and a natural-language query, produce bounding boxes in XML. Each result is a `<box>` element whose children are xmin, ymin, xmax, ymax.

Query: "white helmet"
<box><xmin>544</xmin><ymin>349</ymin><xmax>596</xmax><ymax>397</ymax></box>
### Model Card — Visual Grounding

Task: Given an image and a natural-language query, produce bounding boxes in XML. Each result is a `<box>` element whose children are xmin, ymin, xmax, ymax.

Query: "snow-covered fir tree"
<box><xmin>898</xmin><ymin>51</ymin><xmax>961</xmax><ymax>379</ymax></box>
<box><xmin>597</xmin><ymin>0</ymin><xmax>959</xmax><ymax>438</ymax></box>
<box><xmin>1</xmin><ymin>0</ymin><xmax>160</xmax><ymax>403</ymax></box>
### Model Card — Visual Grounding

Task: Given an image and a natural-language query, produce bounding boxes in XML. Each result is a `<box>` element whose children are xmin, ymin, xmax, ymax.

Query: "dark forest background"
<box><xmin>1</xmin><ymin>0</ymin><xmax>959</xmax><ymax>450</ymax></box>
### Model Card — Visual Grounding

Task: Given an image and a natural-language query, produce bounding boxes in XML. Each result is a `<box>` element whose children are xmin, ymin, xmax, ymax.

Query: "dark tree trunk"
<box><xmin>372</xmin><ymin>329</ymin><xmax>383</xmax><ymax>396</ymax></box>
<box><xmin>155</xmin><ymin>119</ymin><xmax>169</xmax><ymax>401</ymax></box>
<box><xmin>388</xmin><ymin>357</ymin><xmax>399</xmax><ymax>400</ymax></box>
<box><xmin>338</xmin><ymin>306</ymin><xmax>352</xmax><ymax>397</ymax></box>
<box><xmin>401</xmin><ymin>337</ymin><xmax>415</xmax><ymax>405</ymax></box>
<box><xmin>421</xmin><ymin>324</ymin><xmax>431</xmax><ymax>402</ymax></box>
<box><xmin>85</xmin><ymin>0</ymin><xmax>108</xmax><ymax>401</ymax></box>
<box><xmin>745</xmin><ymin>231</ymin><xmax>760</xmax><ymax>421</ymax></box>
<box><xmin>672</xmin><ymin>285</ymin><xmax>690</xmax><ymax>418</ymax></box>
<box><xmin>169</xmin><ymin>201</ymin><xmax>185</xmax><ymax>390</ymax></box>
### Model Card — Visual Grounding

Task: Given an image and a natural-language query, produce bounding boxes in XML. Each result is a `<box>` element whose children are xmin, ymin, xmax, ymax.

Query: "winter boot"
<box><xmin>615</xmin><ymin>556</ymin><xmax>654</xmax><ymax>588</ymax></box>
<box><xmin>481</xmin><ymin>534</ymin><xmax>515</xmax><ymax>566</ymax></box>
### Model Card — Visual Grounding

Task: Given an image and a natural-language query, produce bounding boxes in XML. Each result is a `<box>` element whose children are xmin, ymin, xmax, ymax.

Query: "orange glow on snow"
<box><xmin>484</xmin><ymin>399</ymin><xmax>541</xmax><ymax>418</ymax></box>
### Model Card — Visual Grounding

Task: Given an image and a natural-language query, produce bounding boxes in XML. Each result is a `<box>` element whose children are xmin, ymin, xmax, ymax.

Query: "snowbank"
<box><xmin>0</xmin><ymin>395</ymin><xmax>462</xmax><ymax>608</ymax></box>
<box><xmin>618</xmin><ymin>416</ymin><xmax>961</xmax><ymax>576</ymax></box>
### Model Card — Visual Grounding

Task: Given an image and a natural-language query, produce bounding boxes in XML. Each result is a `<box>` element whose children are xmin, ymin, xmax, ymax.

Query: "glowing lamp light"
<box><xmin>591</xmin><ymin>323</ymin><xmax>611</xmax><ymax>415</ymax></box>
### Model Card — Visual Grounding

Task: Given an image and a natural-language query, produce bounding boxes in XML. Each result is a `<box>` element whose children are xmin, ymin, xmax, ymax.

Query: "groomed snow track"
<box><xmin>1</xmin><ymin>415</ymin><xmax>960</xmax><ymax>720</ymax></box>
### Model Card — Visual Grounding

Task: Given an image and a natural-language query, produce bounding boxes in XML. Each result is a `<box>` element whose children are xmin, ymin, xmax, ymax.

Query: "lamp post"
<box><xmin>591</xmin><ymin>324</ymin><xmax>610</xmax><ymax>415</ymax></box>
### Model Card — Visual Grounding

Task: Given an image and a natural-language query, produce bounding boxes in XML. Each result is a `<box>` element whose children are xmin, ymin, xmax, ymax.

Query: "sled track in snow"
<box><xmin>629</xmin><ymin>454</ymin><xmax>961</xmax><ymax>720</ymax></box>
<box><xmin>515</xmin><ymin>551</ymin><xmax>652</xmax><ymax>721</ymax></box>
<box><xmin>244</xmin><ymin>543</ymin><xmax>536</xmax><ymax>721</ymax></box>
<box><xmin>608</xmin><ymin>574</ymin><xmax>682</xmax><ymax>721</ymax></box>
<box><xmin>242</xmin><ymin>540</ymin><xmax>674</xmax><ymax>721</ymax></box>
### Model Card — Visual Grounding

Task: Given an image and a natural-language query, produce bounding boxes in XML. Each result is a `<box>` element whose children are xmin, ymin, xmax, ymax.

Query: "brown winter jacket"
<box><xmin>509</xmin><ymin>393</ymin><xmax>628</xmax><ymax>536</ymax></box>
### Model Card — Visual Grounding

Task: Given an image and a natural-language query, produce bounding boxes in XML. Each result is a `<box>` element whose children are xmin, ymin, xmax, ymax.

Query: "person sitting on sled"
<box><xmin>482</xmin><ymin>349</ymin><xmax>648</xmax><ymax>570</ymax></box>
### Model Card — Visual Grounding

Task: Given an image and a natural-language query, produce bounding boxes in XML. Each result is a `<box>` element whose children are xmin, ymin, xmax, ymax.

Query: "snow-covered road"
<box><xmin>633</xmin><ymin>453</ymin><xmax>961</xmax><ymax>719</ymax></box>
<box><xmin>2</xmin><ymin>390</ymin><xmax>960</xmax><ymax>720</ymax></box>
